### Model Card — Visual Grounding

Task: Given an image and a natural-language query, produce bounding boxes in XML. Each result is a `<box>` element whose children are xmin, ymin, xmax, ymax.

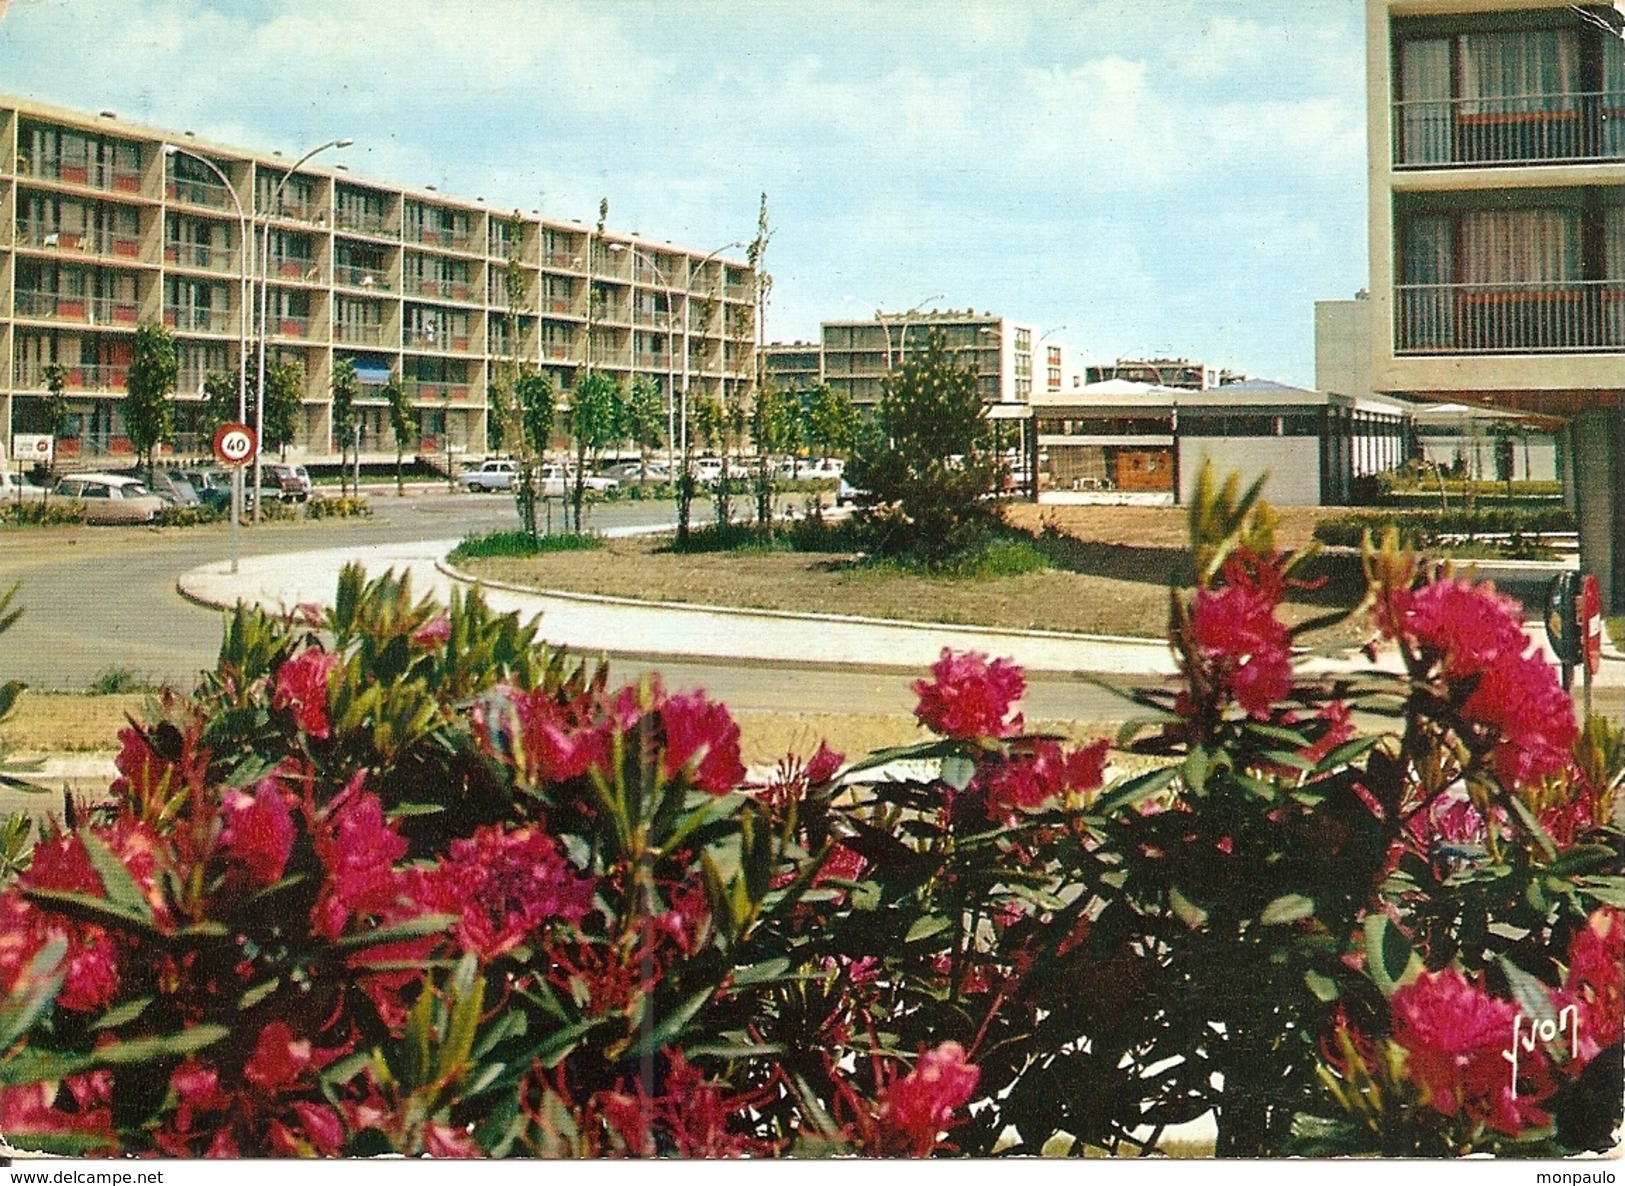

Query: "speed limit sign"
<box><xmin>213</xmin><ymin>422</ymin><xmax>258</xmax><ymax>466</ymax></box>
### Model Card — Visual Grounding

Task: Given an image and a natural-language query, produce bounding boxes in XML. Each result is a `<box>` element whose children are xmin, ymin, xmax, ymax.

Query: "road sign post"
<box><xmin>213</xmin><ymin>422</ymin><xmax>258</xmax><ymax>576</ymax></box>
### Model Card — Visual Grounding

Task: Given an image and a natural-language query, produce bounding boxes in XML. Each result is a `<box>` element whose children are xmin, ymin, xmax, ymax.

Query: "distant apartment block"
<box><xmin>766</xmin><ymin>310</ymin><xmax>1084</xmax><ymax>409</ymax></box>
<box><xmin>1366</xmin><ymin>0</ymin><xmax>1624</xmax><ymax>605</ymax></box>
<box><xmin>0</xmin><ymin>96</ymin><xmax>756</xmax><ymax>463</ymax></box>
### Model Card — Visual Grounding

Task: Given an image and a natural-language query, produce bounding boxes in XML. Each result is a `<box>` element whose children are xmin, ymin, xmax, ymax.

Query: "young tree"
<box><xmin>749</xmin><ymin>383</ymin><xmax>798</xmax><ymax>541</ymax></box>
<box><xmin>512</xmin><ymin>367</ymin><xmax>555</xmax><ymax>539</ymax></box>
<box><xmin>564</xmin><ymin>371</ymin><xmax>621</xmax><ymax>533</ymax></box>
<box><xmin>40</xmin><ymin>362</ymin><xmax>70</xmax><ymax>485</ymax></box>
<box><xmin>331</xmin><ymin>358</ymin><xmax>360</xmax><ymax>498</ymax></box>
<box><xmin>845</xmin><ymin>328</ymin><xmax>997</xmax><ymax>560</ymax></box>
<box><xmin>746</xmin><ymin>192</ymin><xmax>775</xmax><ymax>531</ymax></box>
<box><xmin>623</xmin><ymin>374</ymin><xmax>665</xmax><ymax>484</ymax></box>
<box><xmin>806</xmin><ymin>382</ymin><xmax>859</xmax><ymax>464</ymax></box>
<box><xmin>261</xmin><ymin>360</ymin><xmax>304</xmax><ymax>459</ymax></box>
<box><xmin>201</xmin><ymin>372</ymin><xmax>237</xmax><ymax>441</ymax></box>
<box><xmin>125</xmin><ymin>320</ymin><xmax>178</xmax><ymax>484</ymax></box>
<box><xmin>383</xmin><ymin>373</ymin><xmax>416</xmax><ymax>497</ymax></box>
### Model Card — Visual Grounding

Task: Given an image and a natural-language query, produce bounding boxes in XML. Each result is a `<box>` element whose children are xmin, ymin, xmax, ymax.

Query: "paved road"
<box><xmin>0</xmin><ymin>488</ymin><xmax>1144</xmax><ymax>720</ymax></box>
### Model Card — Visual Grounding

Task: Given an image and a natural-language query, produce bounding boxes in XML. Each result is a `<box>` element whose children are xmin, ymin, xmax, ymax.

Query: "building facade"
<box><xmin>1366</xmin><ymin>0</ymin><xmax>1624</xmax><ymax>606</ymax></box>
<box><xmin>0</xmin><ymin>96</ymin><xmax>756</xmax><ymax>465</ymax></box>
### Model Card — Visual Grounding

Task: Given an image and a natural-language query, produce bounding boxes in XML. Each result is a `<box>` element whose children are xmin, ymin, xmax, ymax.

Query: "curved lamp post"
<box><xmin>162</xmin><ymin>143</ymin><xmax>248</xmax><ymax>572</ymax></box>
<box><xmin>253</xmin><ymin>137</ymin><xmax>352</xmax><ymax>520</ymax></box>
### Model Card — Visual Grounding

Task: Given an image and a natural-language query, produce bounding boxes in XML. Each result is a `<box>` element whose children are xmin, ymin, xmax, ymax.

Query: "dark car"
<box><xmin>178</xmin><ymin>469</ymin><xmax>237</xmax><ymax>514</ymax></box>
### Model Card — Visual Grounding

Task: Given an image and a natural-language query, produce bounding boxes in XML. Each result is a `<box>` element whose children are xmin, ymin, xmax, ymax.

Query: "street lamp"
<box><xmin>253</xmin><ymin>137</ymin><xmax>352</xmax><ymax>520</ymax></box>
<box><xmin>608</xmin><ymin>242</ymin><xmax>677</xmax><ymax>473</ymax></box>
<box><xmin>842</xmin><ymin>293</ymin><xmax>944</xmax><ymax>369</ymax></box>
<box><xmin>681</xmin><ymin>242</ymin><xmax>749</xmax><ymax>468</ymax></box>
<box><xmin>163</xmin><ymin>143</ymin><xmax>248</xmax><ymax>573</ymax></box>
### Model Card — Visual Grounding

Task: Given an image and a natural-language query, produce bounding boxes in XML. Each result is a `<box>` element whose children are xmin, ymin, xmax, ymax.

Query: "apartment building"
<box><xmin>761</xmin><ymin>340</ymin><xmax>822</xmax><ymax>394</ymax></box>
<box><xmin>1366</xmin><ymin>0</ymin><xmax>1624</xmax><ymax>607</ymax></box>
<box><xmin>0</xmin><ymin>96</ymin><xmax>756</xmax><ymax>464</ymax></box>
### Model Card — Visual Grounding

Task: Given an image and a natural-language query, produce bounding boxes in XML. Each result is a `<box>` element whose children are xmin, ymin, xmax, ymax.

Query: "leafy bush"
<box><xmin>256</xmin><ymin>499</ymin><xmax>299</xmax><ymax>523</ymax></box>
<box><xmin>0</xmin><ymin>501</ymin><xmax>85</xmax><ymax>527</ymax></box>
<box><xmin>304</xmin><ymin>495</ymin><xmax>372</xmax><ymax>520</ymax></box>
<box><xmin>448</xmin><ymin>530</ymin><xmax>605</xmax><ymax>563</ymax></box>
<box><xmin>855</xmin><ymin>532</ymin><xmax>1050</xmax><ymax>581</ymax></box>
<box><xmin>87</xmin><ymin>666</ymin><xmax>151</xmax><ymax>696</ymax></box>
<box><xmin>156</xmin><ymin>504</ymin><xmax>224</xmax><ymax>528</ymax></box>
<box><xmin>1313</xmin><ymin>507</ymin><xmax>1575</xmax><ymax>550</ymax></box>
<box><xmin>0</xmin><ymin>473</ymin><xmax>1617</xmax><ymax>1160</ymax></box>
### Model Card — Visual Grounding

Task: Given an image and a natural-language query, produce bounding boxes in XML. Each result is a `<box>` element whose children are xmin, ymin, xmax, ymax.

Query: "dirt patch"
<box><xmin>0</xmin><ymin>692</ymin><xmax>146</xmax><ymax>755</ymax></box>
<box><xmin>461</xmin><ymin>514</ymin><xmax>1369</xmax><ymax>642</ymax></box>
<box><xmin>1002</xmin><ymin>503</ymin><xmax>1329</xmax><ymax>551</ymax></box>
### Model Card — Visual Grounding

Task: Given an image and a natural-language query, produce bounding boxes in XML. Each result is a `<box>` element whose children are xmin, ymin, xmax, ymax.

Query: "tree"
<box><xmin>564</xmin><ymin>372</ymin><xmax>621</xmax><ymax>533</ymax></box>
<box><xmin>749</xmin><ymin>383</ymin><xmax>798</xmax><ymax>541</ymax></box>
<box><xmin>845</xmin><ymin>328</ymin><xmax>997</xmax><ymax>560</ymax></box>
<box><xmin>331</xmin><ymin>358</ymin><xmax>360</xmax><ymax>498</ymax></box>
<box><xmin>125</xmin><ymin>320</ymin><xmax>178</xmax><ymax>483</ymax></box>
<box><xmin>261</xmin><ymin>360</ymin><xmax>304</xmax><ymax>459</ymax></box>
<box><xmin>383</xmin><ymin>373</ymin><xmax>416</xmax><ymax>496</ymax></box>
<box><xmin>512</xmin><ymin>367</ymin><xmax>555</xmax><ymax>539</ymax></box>
<box><xmin>623</xmin><ymin>374</ymin><xmax>664</xmax><ymax>484</ymax></box>
<box><xmin>40</xmin><ymin>362</ymin><xmax>70</xmax><ymax>485</ymax></box>
<box><xmin>201</xmin><ymin>372</ymin><xmax>238</xmax><ymax>441</ymax></box>
<box><xmin>806</xmin><ymin>382</ymin><xmax>859</xmax><ymax>464</ymax></box>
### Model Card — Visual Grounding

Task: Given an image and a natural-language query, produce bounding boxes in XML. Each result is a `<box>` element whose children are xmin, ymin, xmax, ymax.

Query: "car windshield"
<box><xmin>125</xmin><ymin>483</ymin><xmax>150</xmax><ymax>497</ymax></box>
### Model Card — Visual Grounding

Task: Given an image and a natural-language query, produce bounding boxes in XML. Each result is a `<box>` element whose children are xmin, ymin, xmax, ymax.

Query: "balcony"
<box><xmin>1396</xmin><ymin>280</ymin><xmax>1625</xmax><ymax>354</ymax></box>
<box><xmin>335</xmin><ymin>209</ymin><xmax>394</xmax><ymax>237</ymax></box>
<box><xmin>14</xmin><ymin>361</ymin><xmax>129</xmax><ymax>392</ymax></box>
<box><xmin>270</xmin><ymin>256</ymin><xmax>321</xmax><ymax>283</ymax></box>
<box><xmin>166</xmin><ymin>241</ymin><xmax>237</xmax><ymax>273</ymax></box>
<box><xmin>335</xmin><ymin>321</ymin><xmax>387</xmax><ymax>346</ymax></box>
<box><xmin>270</xmin><ymin>314</ymin><xmax>314</xmax><ymax>340</ymax></box>
<box><xmin>166</xmin><ymin>176</ymin><xmax>234</xmax><ymax>212</ymax></box>
<box><xmin>412</xmin><ymin>227</ymin><xmax>477</xmax><ymax>252</ymax></box>
<box><xmin>1393</xmin><ymin>91</ymin><xmax>1625</xmax><ymax>168</ymax></box>
<box><xmin>165</xmin><ymin>306</ymin><xmax>232</xmax><ymax>334</ymax></box>
<box><xmin>404</xmin><ymin>328</ymin><xmax>472</xmax><ymax>351</ymax></box>
<box><xmin>403</xmin><ymin>276</ymin><xmax>474</xmax><ymax>302</ymax></box>
<box><xmin>17</xmin><ymin>158</ymin><xmax>143</xmax><ymax>194</ymax></box>
<box><xmin>335</xmin><ymin>264</ymin><xmax>391</xmax><ymax>291</ymax></box>
<box><xmin>543</xmin><ymin>342</ymin><xmax>574</xmax><ymax>361</ymax></box>
<box><xmin>15</xmin><ymin>291</ymin><xmax>140</xmax><ymax>325</ymax></box>
<box><xmin>18</xmin><ymin>223</ymin><xmax>143</xmax><ymax>260</ymax></box>
<box><xmin>404</xmin><ymin>380</ymin><xmax>473</xmax><ymax>403</ymax></box>
<box><xmin>544</xmin><ymin>250</ymin><xmax>580</xmax><ymax>270</ymax></box>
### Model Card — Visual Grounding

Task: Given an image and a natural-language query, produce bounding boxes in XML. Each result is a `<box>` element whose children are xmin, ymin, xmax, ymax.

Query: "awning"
<box><xmin>984</xmin><ymin>402</ymin><xmax>1032</xmax><ymax>420</ymax></box>
<box><xmin>352</xmin><ymin>362</ymin><xmax>394</xmax><ymax>385</ymax></box>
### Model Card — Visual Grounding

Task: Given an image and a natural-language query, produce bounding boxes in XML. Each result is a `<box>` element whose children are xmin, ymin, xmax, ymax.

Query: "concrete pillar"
<box><xmin>1572</xmin><ymin>406</ymin><xmax>1624</xmax><ymax>614</ymax></box>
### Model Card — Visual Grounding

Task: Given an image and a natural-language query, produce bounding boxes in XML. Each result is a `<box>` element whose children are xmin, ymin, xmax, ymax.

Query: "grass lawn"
<box><xmin>458</xmin><ymin>505</ymin><xmax>1369</xmax><ymax>642</ymax></box>
<box><xmin>0</xmin><ymin>692</ymin><xmax>147</xmax><ymax>754</ymax></box>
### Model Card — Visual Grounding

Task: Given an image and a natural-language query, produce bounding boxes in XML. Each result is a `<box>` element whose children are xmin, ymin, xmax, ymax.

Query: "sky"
<box><xmin>0</xmin><ymin>0</ymin><xmax>1371</xmax><ymax>387</ymax></box>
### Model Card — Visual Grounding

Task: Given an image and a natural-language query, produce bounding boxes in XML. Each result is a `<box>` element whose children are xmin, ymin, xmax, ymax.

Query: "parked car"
<box><xmin>459</xmin><ymin>459</ymin><xmax>518</xmax><ymax>493</ymax></box>
<box><xmin>835</xmin><ymin>476</ymin><xmax>868</xmax><ymax>507</ymax></box>
<box><xmin>599</xmin><ymin>459</ymin><xmax>672</xmax><ymax>484</ymax></box>
<box><xmin>141</xmin><ymin>469</ymin><xmax>202</xmax><ymax>508</ymax></box>
<box><xmin>536</xmin><ymin>464</ymin><xmax>619</xmax><ymax>497</ymax></box>
<box><xmin>261</xmin><ymin>463</ymin><xmax>311</xmax><ymax>502</ymax></box>
<box><xmin>691</xmin><ymin>457</ymin><xmax>724</xmax><ymax>484</ymax></box>
<box><xmin>778</xmin><ymin>457</ymin><xmax>843</xmax><ymax>481</ymax></box>
<box><xmin>0</xmin><ymin>470</ymin><xmax>49</xmax><ymax>502</ymax></box>
<box><xmin>177</xmin><ymin>469</ymin><xmax>237</xmax><ymax>514</ymax></box>
<box><xmin>52</xmin><ymin>473</ymin><xmax>165</xmax><ymax>524</ymax></box>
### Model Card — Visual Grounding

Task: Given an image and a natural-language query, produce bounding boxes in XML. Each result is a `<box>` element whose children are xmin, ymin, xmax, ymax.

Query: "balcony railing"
<box><xmin>543</xmin><ymin>342</ymin><xmax>574</xmax><ymax>361</ymax></box>
<box><xmin>335</xmin><ymin>321</ymin><xmax>387</xmax><ymax>346</ymax></box>
<box><xmin>404</xmin><ymin>329</ymin><xmax>472</xmax><ymax>351</ymax></box>
<box><xmin>403</xmin><ymin>381</ymin><xmax>473</xmax><ymax>403</ymax></box>
<box><xmin>165</xmin><ymin>306</ymin><xmax>232</xmax><ymax>334</ymax></box>
<box><xmin>18</xmin><ymin>223</ymin><xmax>143</xmax><ymax>260</ymax></box>
<box><xmin>335</xmin><ymin>264</ymin><xmax>391</xmax><ymax>290</ymax></box>
<box><xmin>166</xmin><ymin>241</ymin><xmax>236</xmax><ymax>272</ymax></box>
<box><xmin>17</xmin><ymin>158</ymin><xmax>143</xmax><ymax>193</ymax></box>
<box><xmin>269</xmin><ymin>256</ymin><xmax>321</xmax><ymax>282</ymax></box>
<box><xmin>411</xmin><ymin>227</ymin><xmax>477</xmax><ymax>251</ymax></box>
<box><xmin>270</xmin><ymin>315</ymin><xmax>314</xmax><ymax>340</ymax></box>
<box><xmin>14</xmin><ymin>362</ymin><xmax>129</xmax><ymax>391</ymax></box>
<box><xmin>335</xmin><ymin>209</ymin><xmax>393</xmax><ymax>237</ymax></box>
<box><xmin>1396</xmin><ymin>280</ymin><xmax>1625</xmax><ymax>354</ymax></box>
<box><xmin>15</xmin><ymin>291</ymin><xmax>141</xmax><ymax>325</ymax></box>
<box><xmin>1393</xmin><ymin>90</ymin><xmax>1625</xmax><ymax>167</ymax></box>
<box><xmin>167</xmin><ymin>176</ymin><xmax>233</xmax><ymax>211</ymax></box>
<box><xmin>403</xmin><ymin>276</ymin><xmax>473</xmax><ymax>301</ymax></box>
<box><xmin>544</xmin><ymin>250</ymin><xmax>580</xmax><ymax>270</ymax></box>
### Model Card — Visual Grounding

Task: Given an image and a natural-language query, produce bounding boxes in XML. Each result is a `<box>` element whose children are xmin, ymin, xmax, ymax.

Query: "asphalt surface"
<box><xmin>0</xmin><ymin>487</ymin><xmax>1142</xmax><ymax>720</ymax></box>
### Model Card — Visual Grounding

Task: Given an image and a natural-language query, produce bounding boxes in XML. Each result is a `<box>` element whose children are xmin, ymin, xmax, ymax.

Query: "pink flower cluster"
<box><xmin>1379</xmin><ymin>577</ymin><xmax>1576</xmax><ymax>786</ymax></box>
<box><xmin>913</xmin><ymin>649</ymin><xmax>1025</xmax><ymax>740</ymax></box>
<box><xmin>1558</xmin><ymin>906</ymin><xmax>1624</xmax><ymax>1064</ymax></box>
<box><xmin>423</xmin><ymin>824</ymin><xmax>596</xmax><ymax>961</ymax></box>
<box><xmin>877</xmin><ymin>1041</ymin><xmax>981</xmax><ymax>1156</ymax></box>
<box><xmin>273</xmin><ymin>648</ymin><xmax>339</xmax><ymax>740</ymax></box>
<box><xmin>979</xmin><ymin>738</ymin><xmax>1109</xmax><ymax>816</ymax></box>
<box><xmin>1190</xmin><ymin>551</ymin><xmax>1292</xmax><ymax>720</ymax></box>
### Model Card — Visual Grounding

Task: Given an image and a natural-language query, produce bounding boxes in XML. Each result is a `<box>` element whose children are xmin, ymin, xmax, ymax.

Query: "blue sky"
<box><xmin>0</xmin><ymin>0</ymin><xmax>1370</xmax><ymax>385</ymax></box>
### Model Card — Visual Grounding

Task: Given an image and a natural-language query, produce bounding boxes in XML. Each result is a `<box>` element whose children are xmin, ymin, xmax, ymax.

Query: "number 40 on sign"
<box><xmin>212</xmin><ymin>422</ymin><xmax>258</xmax><ymax>467</ymax></box>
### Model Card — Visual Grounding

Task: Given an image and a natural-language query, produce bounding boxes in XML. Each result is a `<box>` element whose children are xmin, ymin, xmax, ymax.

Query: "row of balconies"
<box><xmin>1391</xmin><ymin>90</ymin><xmax>1625</xmax><ymax>171</ymax></box>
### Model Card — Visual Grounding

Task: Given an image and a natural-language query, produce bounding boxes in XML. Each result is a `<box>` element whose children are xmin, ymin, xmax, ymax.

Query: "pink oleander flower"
<box><xmin>913</xmin><ymin>649</ymin><xmax>1025</xmax><ymax>740</ymax></box>
<box><xmin>0</xmin><ymin>1072</ymin><xmax>115</xmax><ymax>1153</ymax></box>
<box><xmin>220</xmin><ymin>779</ymin><xmax>296</xmax><ymax>887</ymax></box>
<box><xmin>426</xmin><ymin>824</ymin><xmax>596</xmax><ymax>961</ymax></box>
<box><xmin>244</xmin><ymin>1020</ymin><xmax>335</xmax><ymax>1095</ymax></box>
<box><xmin>1558</xmin><ymin>907</ymin><xmax>1624</xmax><ymax>1066</ymax></box>
<box><xmin>877</xmin><ymin>1041</ymin><xmax>982</xmax><ymax>1156</ymax></box>
<box><xmin>1390</xmin><ymin>967</ymin><xmax>1554</xmax><ymax>1135</ymax></box>
<box><xmin>309</xmin><ymin>777</ymin><xmax>409</xmax><ymax>940</ymax></box>
<box><xmin>1378</xmin><ymin>578</ymin><xmax>1576</xmax><ymax>786</ymax></box>
<box><xmin>980</xmin><ymin>738</ymin><xmax>1109</xmax><ymax>816</ymax></box>
<box><xmin>472</xmin><ymin>685</ymin><xmax>596</xmax><ymax>787</ymax></box>
<box><xmin>1190</xmin><ymin>550</ymin><xmax>1292</xmax><ymax>720</ymax></box>
<box><xmin>660</xmin><ymin>689</ymin><xmax>747</xmax><ymax>794</ymax></box>
<box><xmin>273</xmin><ymin>648</ymin><xmax>339</xmax><ymax>740</ymax></box>
<box><xmin>412</xmin><ymin>612</ymin><xmax>452</xmax><ymax>648</ymax></box>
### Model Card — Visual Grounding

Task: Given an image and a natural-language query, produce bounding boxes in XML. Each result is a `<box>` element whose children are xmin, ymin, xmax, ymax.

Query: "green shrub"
<box><xmin>256</xmin><ymin>498</ymin><xmax>299</xmax><ymax>522</ymax></box>
<box><xmin>858</xmin><ymin>531</ymin><xmax>1050</xmax><ymax>580</ymax></box>
<box><xmin>156</xmin><ymin>504</ymin><xmax>224</xmax><ymax>528</ymax></box>
<box><xmin>449</xmin><ymin>529</ymin><xmax>604</xmax><ymax>563</ymax></box>
<box><xmin>87</xmin><ymin>665</ymin><xmax>151</xmax><ymax>695</ymax></box>
<box><xmin>1313</xmin><ymin>507</ymin><xmax>1575</xmax><ymax>550</ymax></box>
<box><xmin>0</xmin><ymin>500</ymin><xmax>85</xmax><ymax>527</ymax></box>
<box><xmin>304</xmin><ymin>494</ymin><xmax>373</xmax><ymax>520</ymax></box>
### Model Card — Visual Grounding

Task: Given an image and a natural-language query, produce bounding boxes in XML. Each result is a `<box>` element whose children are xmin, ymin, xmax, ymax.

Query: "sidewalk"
<box><xmin>175</xmin><ymin>536</ymin><xmax>1624</xmax><ymax>688</ymax></box>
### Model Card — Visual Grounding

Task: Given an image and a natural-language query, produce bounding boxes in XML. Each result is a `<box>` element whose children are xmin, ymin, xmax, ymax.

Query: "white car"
<box><xmin>52</xmin><ymin>473</ymin><xmax>165</xmax><ymax>524</ymax></box>
<box><xmin>537</xmin><ymin>464</ymin><xmax>618</xmax><ymax>497</ymax></box>
<box><xmin>459</xmin><ymin>459</ymin><xmax>518</xmax><ymax>492</ymax></box>
<box><xmin>0</xmin><ymin>471</ymin><xmax>49</xmax><ymax>502</ymax></box>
